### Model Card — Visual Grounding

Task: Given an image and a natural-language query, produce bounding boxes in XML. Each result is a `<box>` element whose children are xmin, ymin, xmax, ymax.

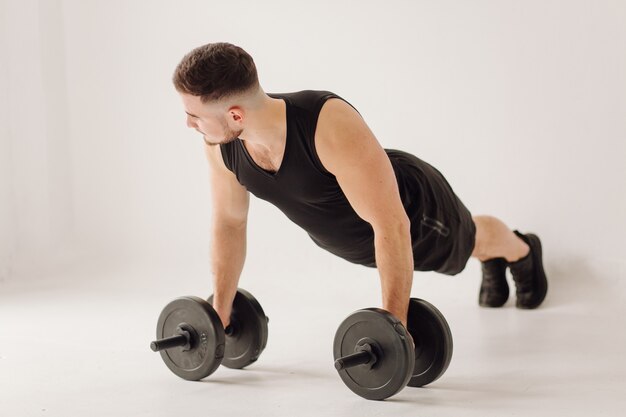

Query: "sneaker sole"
<box><xmin>479</xmin><ymin>285</ymin><xmax>509</xmax><ymax>308</ymax></box>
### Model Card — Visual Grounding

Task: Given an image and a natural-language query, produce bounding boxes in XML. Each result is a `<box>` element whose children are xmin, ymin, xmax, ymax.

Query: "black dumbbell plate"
<box><xmin>208</xmin><ymin>288</ymin><xmax>268</xmax><ymax>369</ymax></box>
<box><xmin>406</xmin><ymin>298</ymin><xmax>453</xmax><ymax>387</ymax></box>
<box><xmin>333</xmin><ymin>308</ymin><xmax>414</xmax><ymax>400</ymax></box>
<box><xmin>155</xmin><ymin>296</ymin><xmax>225</xmax><ymax>381</ymax></box>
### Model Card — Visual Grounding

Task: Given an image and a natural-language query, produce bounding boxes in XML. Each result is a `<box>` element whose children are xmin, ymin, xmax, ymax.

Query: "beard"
<box><xmin>223</xmin><ymin>126</ymin><xmax>243</xmax><ymax>143</ymax></box>
<box><xmin>202</xmin><ymin>121</ymin><xmax>243</xmax><ymax>147</ymax></box>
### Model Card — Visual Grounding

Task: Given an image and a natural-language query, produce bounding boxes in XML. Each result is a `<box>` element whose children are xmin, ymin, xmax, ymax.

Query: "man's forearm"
<box><xmin>373</xmin><ymin>222</ymin><xmax>414</xmax><ymax>327</ymax></box>
<box><xmin>210</xmin><ymin>223</ymin><xmax>247</xmax><ymax>327</ymax></box>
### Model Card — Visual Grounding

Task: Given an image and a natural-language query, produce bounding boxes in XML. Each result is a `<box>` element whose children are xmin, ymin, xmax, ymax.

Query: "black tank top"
<box><xmin>219</xmin><ymin>90</ymin><xmax>427</xmax><ymax>267</ymax></box>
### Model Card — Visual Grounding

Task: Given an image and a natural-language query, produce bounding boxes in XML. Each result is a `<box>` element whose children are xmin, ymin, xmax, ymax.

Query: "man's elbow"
<box><xmin>371</xmin><ymin>214</ymin><xmax>411</xmax><ymax>236</ymax></box>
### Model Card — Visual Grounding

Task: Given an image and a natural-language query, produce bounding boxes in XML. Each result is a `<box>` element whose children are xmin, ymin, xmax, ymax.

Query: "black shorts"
<box><xmin>386</xmin><ymin>149</ymin><xmax>477</xmax><ymax>276</ymax></box>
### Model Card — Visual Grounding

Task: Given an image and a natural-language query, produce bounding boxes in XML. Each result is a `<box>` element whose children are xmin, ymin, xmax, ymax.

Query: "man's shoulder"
<box><xmin>272</xmin><ymin>89</ymin><xmax>337</xmax><ymax>98</ymax></box>
<box><xmin>270</xmin><ymin>90</ymin><xmax>341</xmax><ymax>110</ymax></box>
<box><xmin>316</xmin><ymin>96</ymin><xmax>364</xmax><ymax>141</ymax></box>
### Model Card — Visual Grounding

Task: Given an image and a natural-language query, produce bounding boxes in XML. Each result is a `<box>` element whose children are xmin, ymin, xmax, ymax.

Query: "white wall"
<box><xmin>2</xmin><ymin>0</ymin><xmax>625</xmax><ymax>287</ymax></box>
<box><xmin>0</xmin><ymin>0</ymin><xmax>74</xmax><ymax>282</ymax></box>
<box><xmin>0</xmin><ymin>0</ymin><xmax>12</xmax><ymax>282</ymax></box>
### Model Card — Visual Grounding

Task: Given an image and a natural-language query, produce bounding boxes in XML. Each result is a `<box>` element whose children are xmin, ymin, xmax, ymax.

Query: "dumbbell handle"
<box><xmin>151</xmin><ymin>320</ymin><xmax>237</xmax><ymax>353</ymax></box>
<box><xmin>151</xmin><ymin>334</ymin><xmax>187</xmax><ymax>352</ymax></box>
<box><xmin>334</xmin><ymin>344</ymin><xmax>377</xmax><ymax>370</ymax></box>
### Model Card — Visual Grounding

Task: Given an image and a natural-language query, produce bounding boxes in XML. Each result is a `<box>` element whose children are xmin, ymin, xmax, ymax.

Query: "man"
<box><xmin>172</xmin><ymin>42</ymin><xmax>548</xmax><ymax>330</ymax></box>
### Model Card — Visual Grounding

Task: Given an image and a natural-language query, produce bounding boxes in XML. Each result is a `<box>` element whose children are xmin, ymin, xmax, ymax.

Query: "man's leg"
<box><xmin>470</xmin><ymin>215</ymin><xmax>529</xmax><ymax>262</ymax></box>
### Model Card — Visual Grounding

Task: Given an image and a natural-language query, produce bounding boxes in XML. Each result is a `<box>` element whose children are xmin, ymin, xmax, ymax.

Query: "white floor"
<box><xmin>1</xmin><ymin>255</ymin><xmax>625</xmax><ymax>417</ymax></box>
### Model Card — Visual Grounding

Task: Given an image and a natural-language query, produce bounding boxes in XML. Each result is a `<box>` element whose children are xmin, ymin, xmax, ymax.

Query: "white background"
<box><xmin>1</xmin><ymin>1</ymin><xmax>625</xmax><ymax>416</ymax></box>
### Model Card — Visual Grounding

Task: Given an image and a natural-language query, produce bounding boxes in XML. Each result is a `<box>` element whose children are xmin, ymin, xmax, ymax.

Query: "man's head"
<box><xmin>173</xmin><ymin>42</ymin><xmax>263</xmax><ymax>146</ymax></box>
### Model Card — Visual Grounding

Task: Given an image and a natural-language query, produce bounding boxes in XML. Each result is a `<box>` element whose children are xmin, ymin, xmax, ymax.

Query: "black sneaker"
<box><xmin>508</xmin><ymin>231</ymin><xmax>548</xmax><ymax>309</ymax></box>
<box><xmin>479</xmin><ymin>257</ymin><xmax>509</xmax><ymax>307</ymax></box>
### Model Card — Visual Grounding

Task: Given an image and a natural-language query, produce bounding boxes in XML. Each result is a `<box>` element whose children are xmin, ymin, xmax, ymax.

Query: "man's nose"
<box><xmin>186</xmin><ymin>115</ymin><xmax>197</xmax><ymax>129</ymax></box>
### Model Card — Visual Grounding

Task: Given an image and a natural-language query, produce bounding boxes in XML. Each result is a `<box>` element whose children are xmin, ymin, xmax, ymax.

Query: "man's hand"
<box><xmin>212</xmin><ymin>303</ymin><xmax>232</xmax><ymax>329</ymax></box>
<box><xmin>385</xmin><ymin>305</ymin><xmax>409</xmax><ymax>330</ymax></box>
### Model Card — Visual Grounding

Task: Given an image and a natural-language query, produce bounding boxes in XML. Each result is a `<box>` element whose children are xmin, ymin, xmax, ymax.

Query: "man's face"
<box><xmin>179</xmin><ymin>93</ymin><xmax>243</xmax><ymax>146</ymax></box>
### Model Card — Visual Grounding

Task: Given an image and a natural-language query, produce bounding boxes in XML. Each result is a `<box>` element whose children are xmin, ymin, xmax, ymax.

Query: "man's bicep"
<box><xmin>316</xmin><ymin>99</ymin><xmax>409</xmax><ymax>230</ymax></box>
<box><xmin>334</xmin><ymin>146</ymin><xmax>409</xmax><ymax>230</ymax></box>
<box><xmin>204</xmin><ymin>144</ymin><xmax>250</xmax><ymax>228</ymax></box>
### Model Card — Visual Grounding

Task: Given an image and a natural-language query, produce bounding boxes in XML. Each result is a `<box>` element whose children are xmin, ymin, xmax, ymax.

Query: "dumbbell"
<box><xmin>150</xmin><ymin>288</ymin><xmax>269</xmax><ymax>380</ymax></box>
<box><xmin>333</xmin><ymin>298</ymin><xmax>453</xmax><ymax>400</ymax></box>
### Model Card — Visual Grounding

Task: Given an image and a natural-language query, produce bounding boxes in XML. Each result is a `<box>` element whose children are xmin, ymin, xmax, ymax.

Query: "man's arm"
<box><xmin>204</xmin><ymin>143</ymin><xmax>250</xmax><ymax>328</ymax></box>
<box><xmin>315</xmin><ymin>99</ymin><xmax>414</xmax><ymax>328</ymax></box>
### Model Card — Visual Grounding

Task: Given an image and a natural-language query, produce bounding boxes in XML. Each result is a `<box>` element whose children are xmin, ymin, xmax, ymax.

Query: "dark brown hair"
<box><xmin>172</xmin><ymin>42</ymin><xmax>259</xmax><ymax>103</ymax></box>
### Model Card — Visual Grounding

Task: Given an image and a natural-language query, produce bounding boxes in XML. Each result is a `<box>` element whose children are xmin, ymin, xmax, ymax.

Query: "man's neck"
<box><xmin>239</xmin><ymin>97</ymin><xmax>286</xmax><ymax>154</ymax></box>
